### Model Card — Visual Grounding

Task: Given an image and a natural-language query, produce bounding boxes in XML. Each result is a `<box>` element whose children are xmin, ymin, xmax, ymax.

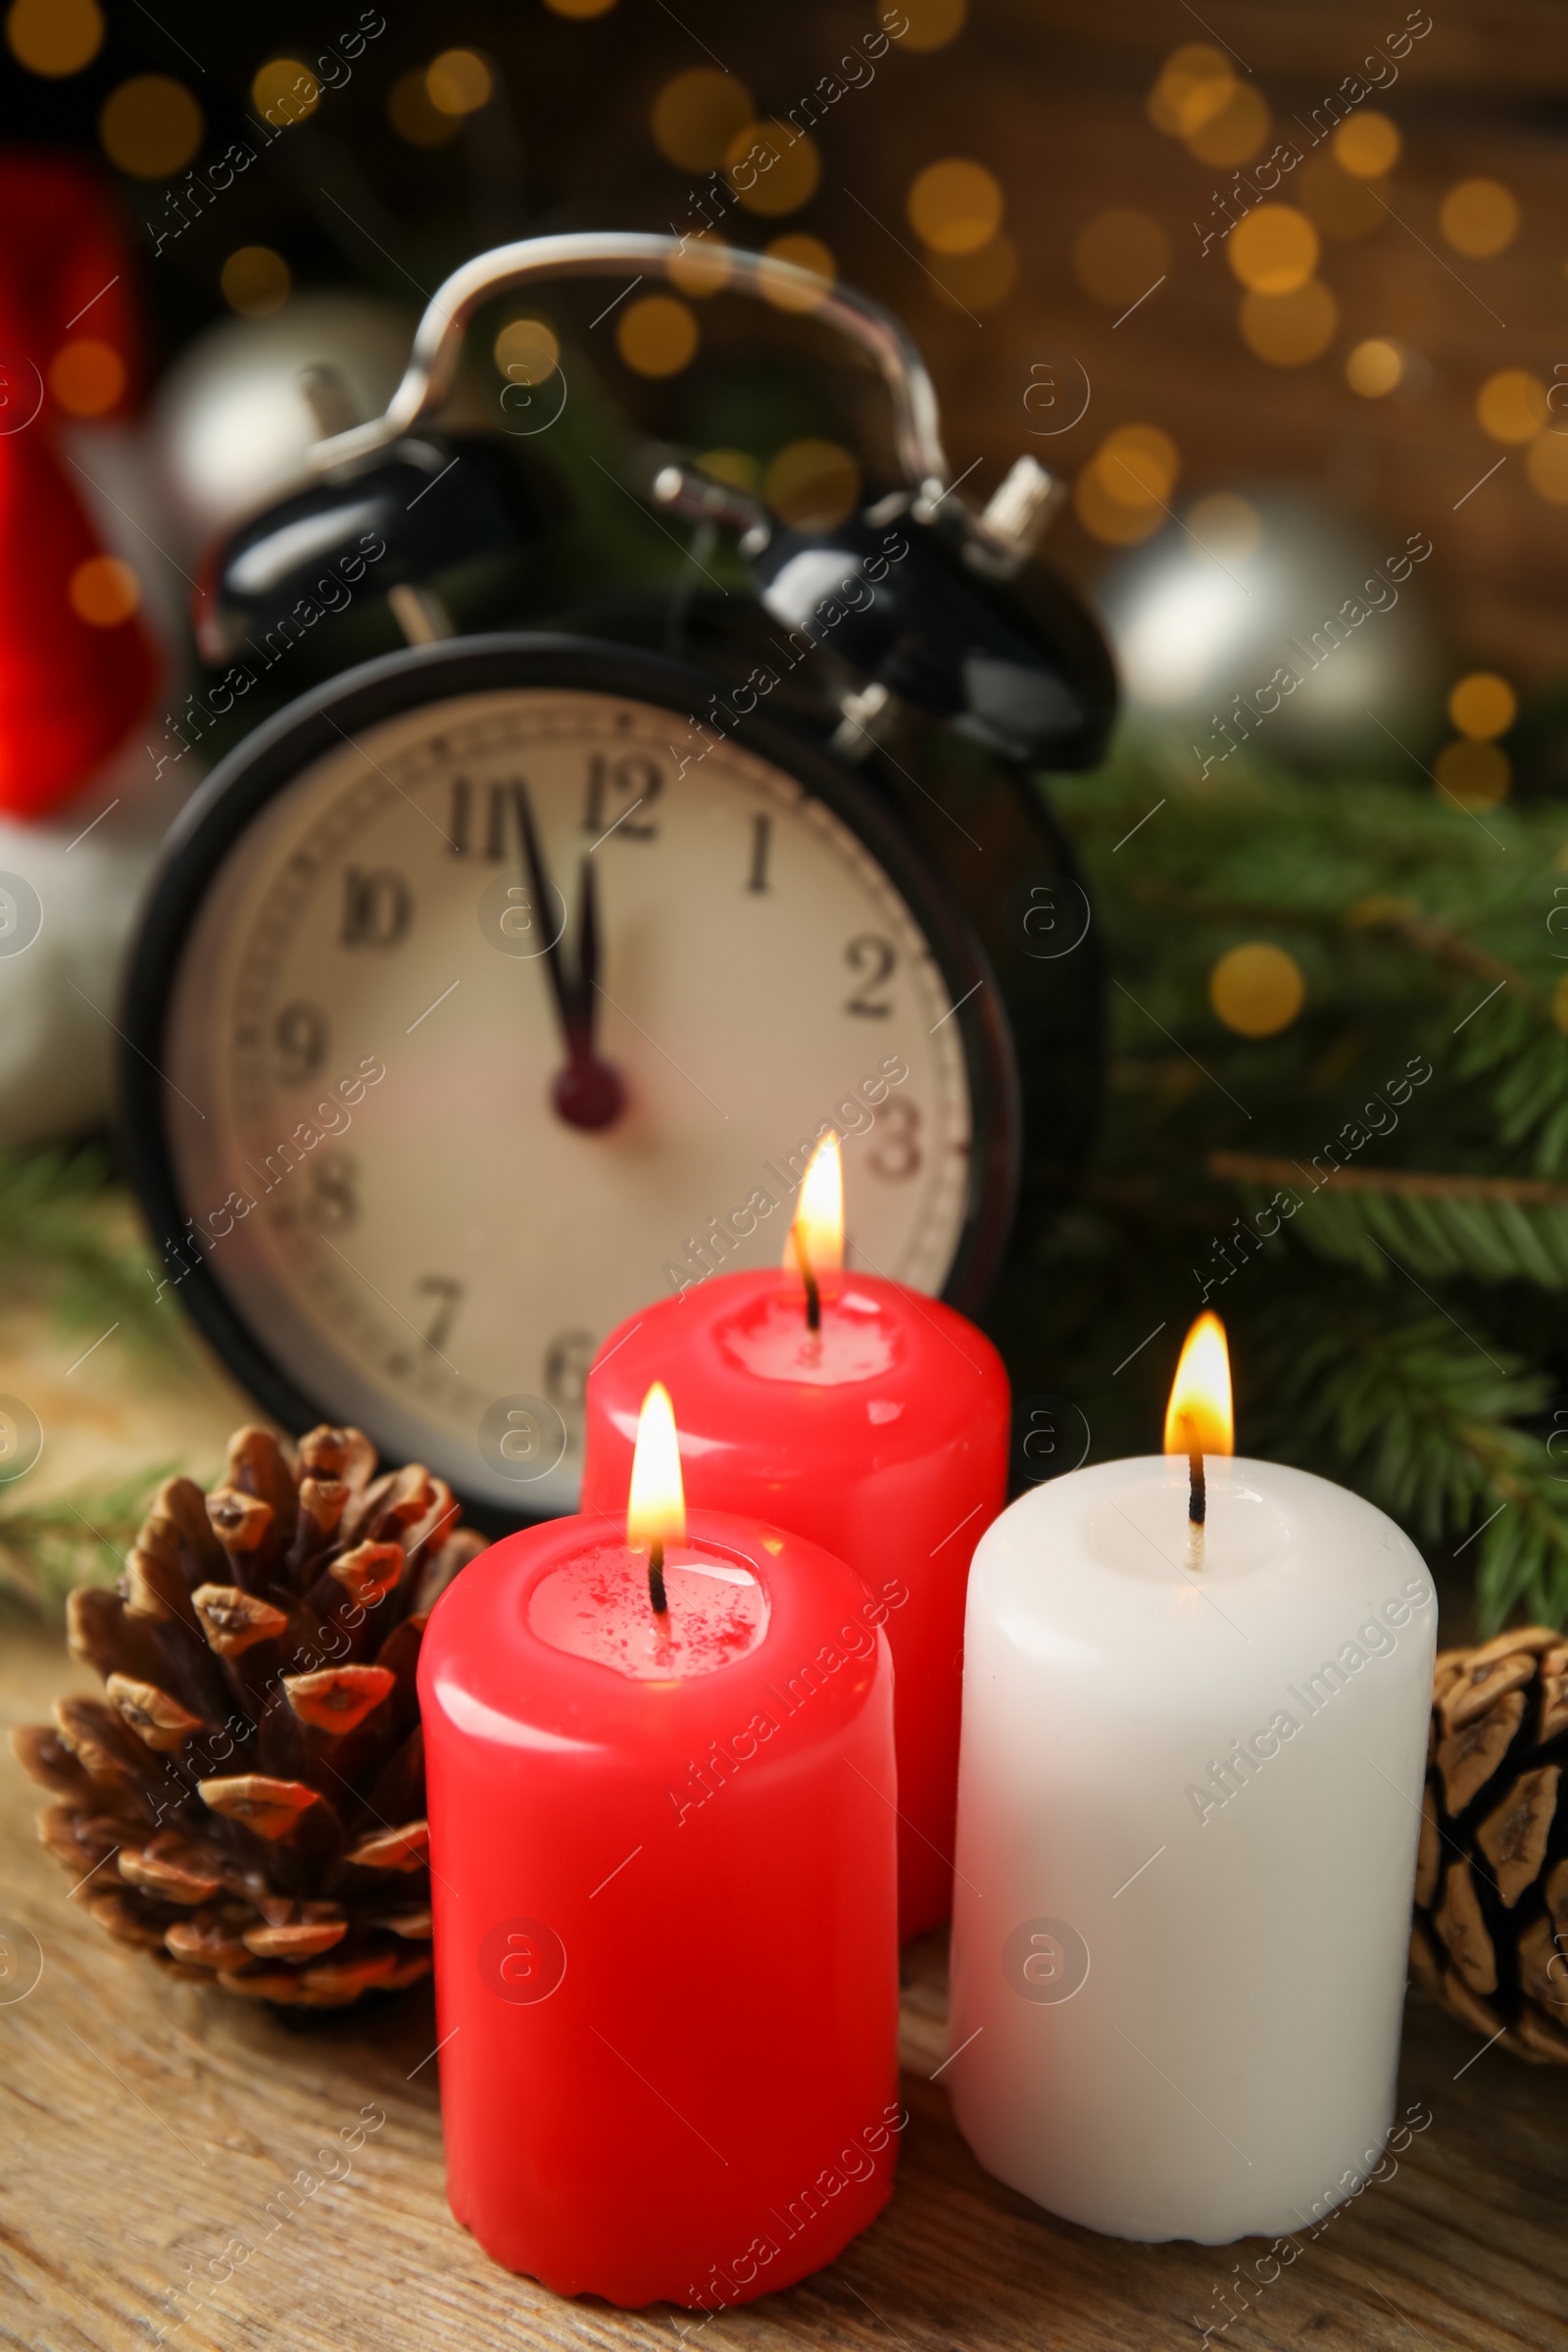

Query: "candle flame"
<box><xmin>1163</xmin><ymin>1312</ymin><xmax>1234</xmax><ymax>1457</ymax></box>
<box><xmin>784</xmin><ymin>1133</ymin><xmax>844</xmax><ymax>1277</ymax></box>
<box><xmin>626</xmin><ymin>1381</ymin><xmax>686</xmax><ymax>1551</ymax></box>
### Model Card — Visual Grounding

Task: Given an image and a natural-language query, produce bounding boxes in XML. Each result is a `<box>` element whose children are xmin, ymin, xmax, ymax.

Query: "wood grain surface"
<box><xmin>2</xmin><ymin>1628</ymin><xmax>1565</xmax><ymax>2352</ymax></box>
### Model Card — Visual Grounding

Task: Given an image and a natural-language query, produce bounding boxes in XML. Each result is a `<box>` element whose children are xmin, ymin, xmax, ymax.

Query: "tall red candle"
<box><xmin>419</xmin><ymin>1388</ymin><xmax>901</xmax><ymax>2310</ymax></box>
<box><xmin>581</xmin><ymin>1148</ymin><xmax>1009</xmax><ymax>1939</ymax></box>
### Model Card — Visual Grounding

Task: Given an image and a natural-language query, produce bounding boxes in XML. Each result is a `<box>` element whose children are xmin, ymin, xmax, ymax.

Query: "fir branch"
<box><xmin>1213</xmin><ymin>1157</ymin><xmax>1568</xmax><ymax>1288</ymax></box>
<box><xmin>0</xmin><ymin>1464</ymin><xmax>174</xmax><ymax>1618</ymax></box>
<box><xmin>0</xmin><ymin>1147</ymin><xmax>188</xmax><ymax>1360</ymax></box>
<box><xmin>1244</xmin><ymin>1301</ymin><xmax>1568</xmax><ymax>1633</ymax></box>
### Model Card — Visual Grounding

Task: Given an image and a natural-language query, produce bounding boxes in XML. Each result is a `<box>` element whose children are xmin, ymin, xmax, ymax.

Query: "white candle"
<box><xmin>946</xmin><ymin>1369</ymin><xmax>1435</xmax><ymax>2243</ymax></box>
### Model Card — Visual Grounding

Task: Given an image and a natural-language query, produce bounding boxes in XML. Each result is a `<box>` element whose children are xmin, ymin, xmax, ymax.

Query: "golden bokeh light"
<box><xmin>900</xmin><ymin>0</ymin><xmax>967</xmax><ymax>49</ymax></box>
<box><xmin>1147</xmin><ymin>44</ymin><xmax>1234</xmax><ymax>138</ymax></box>
<box><xmin>252</xmin><ymin>59</ymin><xmax>318</xmax><ymax>125</ymax></box>
<box><xmin>388</xmin><ymin>68</ymin><xmax>458</xmax><ymax>145</ymax></box>
<box><xmin>1298</xmin><ymin>152</ymin><xmax>1384</xmax><ymax>240</ymax></box>
<box><xmin>1476</xmin><ymin>368</ymin><xmax>1548</xmax><ymax>444</ymax></box>
<box><xmin>220</xmin><ymin>246</ymin><xmax>291</xmax><ymax>318</ymax></box>
<box><xmin>427</xmin><ymin>49</ymin><xmax>493</xmax><ymax>116</ymax></box>
<box><xmin>100</xmin><ymin>74</ymin><xmax>202</xmax><ymax>177</ymax></box>
<box><xmin>48</xmin><ymin>338</ymin><xmax>124</xmax><ymax>416</ymax></box>
<box><xmin>1228</xmin><ymin>204</ymin><xmax>1319</xmax><ymax>294</ymax></box>
<box><xmin>930</xmin><ymin>231</ymin><xmax>1017</xmax><ymax>312</ymax></box>
<box><xmin>1333</xmin><ymin>110</ymin><xmax>1400</xmax><ymax>179</ymax></box>
<box><xmin>1098</xmin><ymin>422</ymin><xmax>1179</xmax><ymax>509</ymax></box>
<box><xmin>1526</xmin><ymin>427</ymin><xmax>1568</xmax><ymax>505</ymax></box>
<box><xmin>1440</xmin><ymin>177</ymin><xmax>1519</xmax><ymax>258</ymax></box>
<box><xmin>543</xmin><ymin>0</ymin><xmax>617</xmax><ymax>15</ymax></box>
<box><xmin>698</xmin><ymin>448</ymin><xmax>760</xmax><ymax>494</ymax></box>
<box><xmin>69</xmin><ymin>555</ymin><xmax>140</xmax><ymax>627</ymax></box>
<box><xmin>1209</xmin><ymin>942</ymin><xmax>1305</xmax><ymax>1037</ymax></box>
<box><xmin>1184</xmin><ymin>81</ymin><xmax>1269</xmax><ymax>168</ymax></box>
<box><xmin>616</xmin><ymin>292</ymin><xmax>698</xmax><ymax>377</ymax></box>
<box><xmin>906</xmin><ymin>157</ymin><xmax>1004</xmax><ymax>255</ymax></box>
<box><xmin>651</xmin><ymin>68</ymin><xmax>754</xmax><ymax>170</ymax></box>
<box><xmin>1075</xmin><ymin>466</ymin><xmax>1163</xmax><ymax>545</ymax></box>
<box><xmin>494</xmin><ymin>317</ymin><xmax>560</xmax><ymax>385</ymax></box>
<box><xmin>1072</xmin><ymin>209</ymin><xmax>1170</xmax><ymax>308</ymax></box>
<box><xmin>724</xmin><ymin>122</ymin><xmax>820</xmax><ymax>216</ymax></box>
<box><xmin>1239</xmin><ymin>278</ymin><xmax>1338</xmax><ymax>367</ymax></box>
<box><xmin>1447</xmin><ymin>671</ymin><xmax>1516</xmax><ymax>741</ymax></box>
<box><xmin>760</xmin><ymin>233</ymin><xmax>836</xmax><ymax>312</ymax></box>
<box><xmin>1163</xmin><ymin>1313</ymin><xmax>1234</xmax><ymax>1458</ymax></box>
<box><xmin>1346</xmin><ymin>338</ymin><xmax>1402</xmax><ymax>397</ymax></box>
<box><xmin>6</xmin><ymin>0</ymin><xmax>102</xmax><ymax>74</ymax></box>
<box><xmin>668</xmin><ymin>232</ymin><xmax>733</xmax><ymax>297</ymax></box>
<box><xmin>764</xmin><ymin>438</ymin><xmax>861</xmax><ymax>529</ymax></box>
<box><xmin>1435</xmin><ymin>739</ymin><xmax>1510</xmax><ymax>809</ymax></box>
<box><xmin>1188</xmin><ymin>493</ymin><xmax>1261</xmax><ymax>562</ymax></box>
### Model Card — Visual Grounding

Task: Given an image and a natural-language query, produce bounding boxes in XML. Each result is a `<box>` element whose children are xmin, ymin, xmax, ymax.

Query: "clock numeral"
<box><xmin>844</xmin><ymin>933</ymin><xmax>897</xmax><ymax>1017</ymax></box>
<box><xmin>544</xmin><ymin>1328</ymin><xmax>594</xmax><ymax>1412</ymax></box>
<box><xmin>415</xmin><ymin>1274</ymin><xmax>465</xmax><ymax>1355</ymax></box>
<box><xmin>866</xmin><ymin>1099</ymin><xmax>922</xmax><ymax>1182</ymax></box>
<box><xmin>583</xmin><ymin>754</ymin><xmax>662</xmax><ymax>841</ymax></box>
<box><xmin>746</xmin><ymin>813</ymin><xmax>771</xmax><ymax>894</ymax></box>
<box><xmin>272</xmin><ymin>1000</ymin><xmax>328</xmax><ymax>1086</ymax></box>
<box><xmin>341</xmin><ymin>867</ymin><xmax>411</xmax><ymax>949</ymax></box>
<box><xmin>448</xmin><ymin>780</ymin><xmax>534</xmax><ymax>862</ymax></box>
<box><xmin>305</xmin><ymin>1152</ymin><xmax>359</xmax><ymax>1231</ymax></box>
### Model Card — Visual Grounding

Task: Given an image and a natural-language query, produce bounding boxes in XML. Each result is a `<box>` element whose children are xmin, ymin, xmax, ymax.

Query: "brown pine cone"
<box><xmin>1411</xmin><ymin>1626</ymin><xmax>1568</xmax><ymax>2064</ymax></box>
<box><xmin>11</xmin><ymin>1423</ymin><xmax>483</xmax><ymax>2008</ymax></box>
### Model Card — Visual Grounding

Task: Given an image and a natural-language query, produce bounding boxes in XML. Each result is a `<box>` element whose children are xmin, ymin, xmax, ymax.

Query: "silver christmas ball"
<box><xmin>149</xmin><ymin>291</ymin><xmax>416</xmax><ymax>557</ymax></box>
<box><xmin>1097</xmin><ymin>489</ymin><xmax>1442</xmax><ymax>772</ymax></box>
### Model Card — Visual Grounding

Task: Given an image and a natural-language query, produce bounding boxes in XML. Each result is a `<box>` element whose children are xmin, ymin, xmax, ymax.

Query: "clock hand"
<box><xmin>510</xmin><ymin>782</ymin><xmax>625</xmax><ymax>1132</ymax></box>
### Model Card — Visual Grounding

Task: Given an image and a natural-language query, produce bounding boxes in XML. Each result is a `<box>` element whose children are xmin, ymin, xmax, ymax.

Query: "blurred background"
<box><xmin>2</xmin><ymin>0</ymin><xmax>1567</xmax><ymax>1635</ymax></box>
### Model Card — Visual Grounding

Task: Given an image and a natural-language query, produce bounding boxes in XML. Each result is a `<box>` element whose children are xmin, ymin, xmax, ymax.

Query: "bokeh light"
<box><xmin>1476</xmin><ymin>368</ymin><xmax>1547</xmax><ymax>444</ymax></box>
<box><xmin>724</xmin><ymin>122</ymin><xmax>820</xmax><ymax>216</ymax></box>
<box><xmin>765</xmin><ymin>439</ymin><xmax>860</xmax><ymax>529</ymax></box>
<box><xmin>1239</xmin><ymin>279</ymin><xmax>1338</xmax><ymax>367</ymax></box>
<box><xmin>48</xmin><ymin>338</ymin><xmax>124</xmax><ymax>416</ymax></box>
<box><xmin>1228</xmin><ymin>205</ymin><xmax>1319</xmax><ymax>295</ymax></box>
<box><xmin>6</xmin><ymin>0</ymin><xmax>103</xmax><ymax>75</ymax></box>
<box><xmin>494</xmin><ymin>318</ymin><xmax>561</xmax><ymax>384</ymax></box>
<box><xmin>1209</xmin><ymin>944</ymin><xmax>1305</xmax><ymax>1038</ymax></box>
<box><xmin>760</xmin><ymin>234</ymin><xmax>836</xmax><ymax>313</ymax></box>
<box><xmin>1147</xmin><ymin>45</ymin><xmax>1233</xmax><ymax>138</ymax></box>
<box><xmin>1072</xmin><ymin>210</ymin><xmax>1169</xmax><ymax>308</ymax></box>
<box><xmin>1187</xmin><ymin>493</ymin><xmax>1261</xmax><ymax>562</ymax></box>
<box><xmin>1447</xmin><ymin>671</ymin><xmax>1516</xmax><ymax>740</ymax></box>
<box><xmin>220</xmin><ymin>246</ymin><xmax>291</xmax><ymax>318</ymax></box>
<box><xmin>930</xmin><ymin>232</ymin><xmax>1017</xmax><ymax>312</ymax></box>
<box><xmin>1440</xmin><ymin>177</ymin><xmax>1519</xmax><ymax>257</ymax></box>
<box><xmin>698</xmin><ymin>449</ymin><xmax>760</xmax><ymax>495</ymax></box>
<box><xmin>668</xmin><ymin>233</ymin><xmax>733</xmax><ymax>297</ymax></box>
<box><xmin>1333</xmin><ymin>111</ymin><xmax>1400</xmax><ymax>179</ymax></box>
<box><xmin>542</xmin><ymin>0</ymin><xmax>617</xmax><ymax>15</ymax></box>
<box><xmin>906</xmin><ymin>158</ymin><xmax>1004</xmax><ymax>255</ymax></box>
<box><xmin>899</xmin><ymin>0</ymin><xmax>967</xmax><ymax>48</ymax></box>
<box><xmin>1075</xmin><ymin>424</ymin><xmax>1179</xmax><ymax>545</ymax></box>
<box><xmin>69</xmin><ymin>555</ymin><xmax>139</xmax><ymax>627</ymax></box>
<box><xmin>252</xmin><ymin>59</ymin><xmax>319</xmax><ymax>126</ymax></box>
<box><xmin>651</xmin><ymin>69</ymin><xmax>754</xmax><ymax>171</ymax></box>
<box><xmin>427</xmin><ymin>49</ymin><xmax>493</xmax><ymax>116</ymax></box>
<box><xmin>388</xmin><ymin>69</ymin><xmax>459</xmax><ymax>145</ymax></box>
<box><xmin>1346</xmin><ymin>338</ymin><xmax>1402</xmax><ymax>397</ymax></box>
<box><xmin>1435</xmin><ymin>739</ymin><xmax>1510</xmax><ymax>808</ymax></box>
<box><xmin>616</xmin><ymin>293</ymin><xmax>698</xmax><ymax>377</ymax></box>
<box><xmin>1184</xmin><ymin>82</ymin><xmax>1269</xmax><ymax>168</ymax></box>
<box><xmin>99</xmin><ymin>75</ymin><xmax>202</xmax><ymax>177</ymax></box>
<box><xmin>1527</xmin><ymin>427</ymin><xmax>1568</xmax><ymax>504</ymax></box>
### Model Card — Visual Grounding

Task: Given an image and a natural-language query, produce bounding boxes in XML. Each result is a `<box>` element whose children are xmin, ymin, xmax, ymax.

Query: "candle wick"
<box><xmin>794</xmin><ymin>1223</ymin><xmax>821</xmax><ymax>1334</ymax></box>
<box><xmin>648</xmin><ymin>1537</ymin><xmax>668</xmax><ymax>1617</ymax></box>
<box><xmin>1188</xmin><ymin>1447</ymin><xmax>1206</xmax><ymax>1527</ymax></box>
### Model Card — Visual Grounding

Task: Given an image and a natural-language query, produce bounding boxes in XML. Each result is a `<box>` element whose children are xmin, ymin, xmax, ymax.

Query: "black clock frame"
<box><xmin>119</xmin><ymin>631</ymin><xmax>1023</xmax><ymax>1529</ymax></box>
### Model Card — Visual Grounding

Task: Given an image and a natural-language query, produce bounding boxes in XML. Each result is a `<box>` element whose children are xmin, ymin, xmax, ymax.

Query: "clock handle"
<box><xmin>306</xmin><ymin>230</ymin><xmax>952</xmax><ymax>500</ymax></box>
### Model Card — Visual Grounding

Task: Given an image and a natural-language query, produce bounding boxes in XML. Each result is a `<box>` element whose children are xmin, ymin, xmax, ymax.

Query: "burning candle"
<box><xmin>581</xmin><ymin>1137</ymin><xmax>1010</xmax><ymax>1938</ymax></box>
<box><xmin>945</xmin><ymin>1314</ymin><xmax>1436</xmax><ymax>2243</ymax></box>
<box><xmin>419</xmin><ymin>1383</ymin><xmax>901</xmax><ymax>2308</ymax></box>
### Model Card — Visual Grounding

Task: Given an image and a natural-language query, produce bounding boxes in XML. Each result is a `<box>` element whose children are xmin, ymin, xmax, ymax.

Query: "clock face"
<box><xmin>133</xmin><ymin>644</ymin><xmax>1015</xmax><ymax>1520</ymax></box>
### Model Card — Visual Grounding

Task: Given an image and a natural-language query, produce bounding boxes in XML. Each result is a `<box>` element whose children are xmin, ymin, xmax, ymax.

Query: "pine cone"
<box><xmin>1411</xmin><ymin>1626</ymin><xmax>1568</xmax><ymax>2064</ymax></box>
<box><xmin>11</xmin><ymin>1424</ymin><xmax>483</xmax><ymax>2008</ymax></box>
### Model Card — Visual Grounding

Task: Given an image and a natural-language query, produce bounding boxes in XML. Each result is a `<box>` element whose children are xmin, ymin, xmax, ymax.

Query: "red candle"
<box><xmin>419</xmin><ymin>1384</ymin><xmax>901</xmax><ymax>2309</ymax></box>
<box><xmin>581</xmin><ymin>1142</ymin><xmax>1009</xmax><ymax>1938</ymax></box>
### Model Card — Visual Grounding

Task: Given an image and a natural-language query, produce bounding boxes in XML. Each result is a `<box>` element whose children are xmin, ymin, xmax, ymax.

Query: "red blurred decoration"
<box><xmin>0</xmin><ymin>153</ymin><xmax>158</xmax><ymax>821</ymax></box>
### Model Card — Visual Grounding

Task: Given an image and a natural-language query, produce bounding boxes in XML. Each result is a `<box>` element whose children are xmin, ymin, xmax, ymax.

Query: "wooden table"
<box><xmin>2</xmin><ymin>1626</ymin><xmax>1564</xmax><ymax>2352</ymax></box>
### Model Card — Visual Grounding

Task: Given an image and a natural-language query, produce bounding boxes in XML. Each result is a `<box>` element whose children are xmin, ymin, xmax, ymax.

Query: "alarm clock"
<box><xmin>120</xmin><ymin>233</ymin><xmax>1115</xmax><ymax>1528</ymax></box>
